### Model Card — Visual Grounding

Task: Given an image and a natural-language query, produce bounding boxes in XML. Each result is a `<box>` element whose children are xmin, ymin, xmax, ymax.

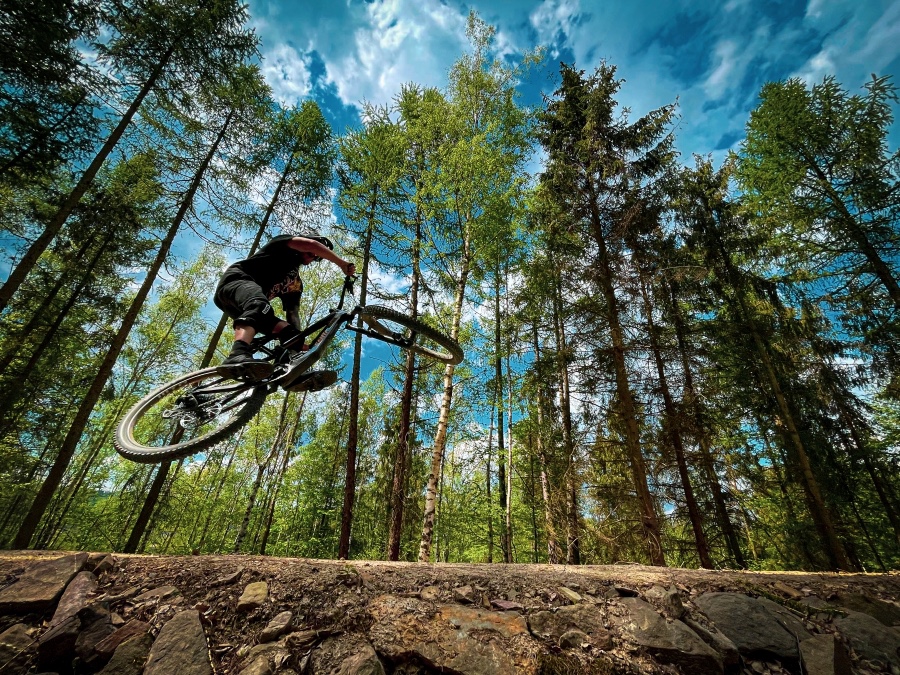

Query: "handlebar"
<box><xmin>336</xmin><ymin>274</ymin><xmax>356</xmax><ymax>311</ymax></box>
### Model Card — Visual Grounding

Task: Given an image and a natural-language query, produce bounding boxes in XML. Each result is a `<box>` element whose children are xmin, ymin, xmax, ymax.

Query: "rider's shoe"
<box><xmin>216</xmin><ymin>341</ymin><xmax>274</xmax><ymax>381</ymax></box>
<box><xmin>283</xmin><ymin>369</ymin><xmax>338</xmax><ymax>393</ymax></box>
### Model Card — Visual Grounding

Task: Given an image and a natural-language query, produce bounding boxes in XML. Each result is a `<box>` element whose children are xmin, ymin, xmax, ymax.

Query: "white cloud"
<box><xmin>529</xmin><ymin>0</ymin><xmax>581</xmax><ymax>57</ymax></box>
<box><xmin>703</xmin><ymin>40</ymin><xmax>738</xmax><ymax>99</ymax></box>
<box><xmin>261</xmin><ymin>43</ymin><xmax>312</xmax><ymax>104</ymax></box>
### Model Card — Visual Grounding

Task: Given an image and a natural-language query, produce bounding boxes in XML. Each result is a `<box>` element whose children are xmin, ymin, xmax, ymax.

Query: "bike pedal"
<box><xmin>283</xmin><ymin>369</ymin><xmax>338</xmax><ymax>393</ymax></box>
<box><xmin>215</xmin><ymin>362</ymin><xmax>274</xmax><ymax>382</ymax></box>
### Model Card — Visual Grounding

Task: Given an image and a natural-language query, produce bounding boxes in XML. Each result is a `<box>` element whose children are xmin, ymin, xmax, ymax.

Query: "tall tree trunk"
<box><xmin>494</xmin><ymin>265</ymin><xmax>510</xmax><ymax>563</ymax></box>
<box><xmin>485</xmin><ymin>406</ymin><xmax>495</xmax><ymax>563</ymax></box>
<box><xmin>13</xmin><ymin>111</ymin><xmax>232</xmax><ymax>549</ymax></box>
<box><xmin>637</xmin><ymin>269</ymin><xmax>712</xmax><ymax>568</ymax></box>
<box><xmin>418</xmin><ymin>235</ymin><xmax>470</xmax><ymax>562</ymax></box>
<box><xmin>531</xmin><ymin>322</ymin><xmax>561</xmax><ymax>564</ymax></box>
<box><xmin>0</xmin><ymin>40</ymin><xmax>180</xmax><ymax>311</ymax></box>
<box><xmin>708</xmin><ymin>223</ymin><xmax>850</xmax><ymax>570</ymax></box>
<box><xmin>339</xmin><ymin>214</ymin><xmax>374</xmax><ymax>559</ymax></box>
<box><xmin>260</xmin><ymin>400</ymin><xmax>305</xmax><ymax>555</ymax></box>
<box><xmin>586</xmin><ymin>203</ymin><xmax>665</xmax><ymax>566</ymax></box>
<box><xmin>549</xmin><ymin>258</ymin><xmax>581</xmax><ymax>565</ymax></box>
<box><xmin>387</xmin><ymin>217</ymin><xmax>420</xmax><ymax>560</ymax></box>
<box><xmin>666</xmin><ymin>278</ymin><xmax>746</xmax><ymax>567</ymax></box>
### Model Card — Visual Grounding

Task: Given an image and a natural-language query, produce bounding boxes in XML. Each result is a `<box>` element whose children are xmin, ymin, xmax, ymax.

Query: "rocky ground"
<box><xmin>0</xmin><ymin>551</ymin><xmax>898</xmax><ymax>675</ymax></box>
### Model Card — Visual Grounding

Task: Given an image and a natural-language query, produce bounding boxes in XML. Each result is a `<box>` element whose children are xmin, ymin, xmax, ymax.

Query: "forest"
<box><xmin>1</xmin><ymin>0</ymin><xmax>898</xmax><ymax>573</ymax></box>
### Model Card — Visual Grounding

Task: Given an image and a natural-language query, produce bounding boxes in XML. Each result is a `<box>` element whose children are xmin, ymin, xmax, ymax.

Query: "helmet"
<box><xmin>298</xmin><ymin>231</ymin><xmax>334</xmax><ymax>261</ymax></box>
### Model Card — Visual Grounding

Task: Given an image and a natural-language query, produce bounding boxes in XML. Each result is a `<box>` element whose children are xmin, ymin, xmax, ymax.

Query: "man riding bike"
<box><xmin>214</xmin><ymin>232</ymin><xmax>356</xmax><ymax>380</ymax></box>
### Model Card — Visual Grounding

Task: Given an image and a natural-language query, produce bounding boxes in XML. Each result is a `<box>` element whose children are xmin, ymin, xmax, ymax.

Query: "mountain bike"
<box><xmin>114</xmin><ymin>276</ymin><xmax>463</xmax><ymax>463</ymax></box>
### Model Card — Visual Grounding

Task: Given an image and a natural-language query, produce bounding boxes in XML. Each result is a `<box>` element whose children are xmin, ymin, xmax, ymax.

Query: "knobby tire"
<box><xmin>359</xmin><ymin>305</ymin><xmax>463</xmax><ymax>365</ymax></box>
<box><xmin>115</xmin><ymin>367</ymin><xmax>267</xmax><ymax>463</ymax></box>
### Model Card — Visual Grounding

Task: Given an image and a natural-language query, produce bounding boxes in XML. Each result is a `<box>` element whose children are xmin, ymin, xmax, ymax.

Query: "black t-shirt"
<box><xmin>222</xmin><ymin>235</ymin><xmax>304</xmax><ymax>299</ymax></box>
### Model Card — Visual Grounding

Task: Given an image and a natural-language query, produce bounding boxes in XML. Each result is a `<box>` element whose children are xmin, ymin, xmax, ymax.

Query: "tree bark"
<box><xmin>531</xmin><ymin>322</ymin><xmax>561</xmax><ymax>563</ymax></box>
<box><xmin>637</xmin><ymin>268</ymin><xmax>712</xmax><ymax>568</ymax></box>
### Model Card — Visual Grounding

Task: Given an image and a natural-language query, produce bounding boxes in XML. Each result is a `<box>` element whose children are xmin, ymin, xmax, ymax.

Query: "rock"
<box><xmin>528</xmin><ymin>603</ymin><xmax>613</xmax><ymax>649</ymax></box>
<box><xmin>369</xmin><ymin>594</ymin><xmax>540</xmax><ymax>674</ymax></box>
<box><xmin>133</xmin><ymin>585</ymin><xmax>180</xmax><ymax>604</ymax></box>
<box><xmin>559</xmin><ymin>629</ymin><xmax>589</xmax><ymax>649</ymax></box>
<box><xmin>833</xmin><ymin>593</ymin><xmax>900</xmax><ymax>627</ymax></box>
<box><xmin>682</xmin><ymin>616</ymin><xmax>740</xmax><ymax>669</ymax></box>
<box><xmin>419</xmin><ymin>585</ymin><xmax>440</xmax><ymax>600</ymax></box>
<box><xmin>834</xmin><ymin>609</ymin><xmax>900</xmax><ymax>668</ymax></box>
<box><xmin>772</xmin><ymin>581</ymin><xmax>804</xmax><ymax>601</ymax></box>
<box><xmin>37</xmin><ymin>616</ymin><xmax>80</xmax><ymax>670</ymax></box>
<box><xmin>337</xmin><ymin>642</ymin><xmax>385</xmax><ymax>675</ymax></box>
<box><xmin>97</xmin><ymin>634</ymin><xmax>153</xmax><ymax>675</ymax></box>
<box><xmin>101</xmin><ymin>587</ymin><xmax>141</xmax><ymax>604</ymax></box>
<box><xmin>144</xmin><ymin>610</ymin><xmax>212</xmax><ymax>675</ymax></box>
<box><xmin>74</xmin><ymin>604</ymin><xmax>116</xmax><ymax>665</ymax></box>
<box><xmin>241</xmin><ymin>656</ymin><xmax>273</xmax><ymax>675</ymax></box>
<box><xmin>615</xmin><ymin>597</ymin><xmax>723</xmax><ymax>675</ymax></box>
<box><xmin>48</xmin><ymin>571</ymin><xmax>97</xmax><ymax>629</ymax></box>
<box><xmin>93</xmin><ymin>555</ymin><xmax>116</xmax><ymax>576</ymax></box>
<box><xmin>0</xmin><ymin>623</ymin><xmax>34</xmax><ymax>674</ymax></box>
<box><xmin>259</xmin><ymin>610</ymin><xmax>292</xmax><ymax>643</ymax></box>
<box><xmin>756</xmin><ymin>597</ymin><xmax>813</xmax><ymax>642</ymax></box>
<box><xmin>557</xmin><ymin>586</ymin><xmax>582</xmax><ymax>604</ymax></box>
<box><xmin>799</xmin><ymin>634</ymin><xmax>852</xmax><ymax>675</ymax></box>
<box><xmin>211</xmin><ymin>568</ymin><xmax>243</xmax><ymax>587</ymax></box>
<box><xmin>237</xmin><ymin>581</ymin><xmax>268</xmax><ymax>612</ymax></box>
<box><xmin>695</xmin><ymin>592</ymin><xmax>802</xmax><ymax>663</ymax></box>
<box><xmin>94</xmin><ymin>620</ymin><xmax>150</xmax><ymax>660</ymax></box>
<box><xmin>614</xmin><ymin>586</ymin><xmax>639</xmax><ymax>597</ymax></box>
<box><xmin>453</xmin><ymin>585</ymin><xmax>475</xmax><ymax>604</ymax></box>
<box><xmin>490</xmin><ymin>599</ymin><xmax>524</xmax><ymax>611</ymax></box>
<box><xmin>0</xmin><ymin>552</ymin><xmax>88</xmax><ymax>613</ymax></box>
<box><xmin>644</xmin><ymin>585</ymin><xmax>685</xmax><ymax>619</ymax></box>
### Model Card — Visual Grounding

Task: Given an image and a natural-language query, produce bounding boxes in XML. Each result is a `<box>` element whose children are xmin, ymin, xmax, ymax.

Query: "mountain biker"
<box><xmin>214</xmin><ymin>232</ymin><xmax>356</xmax><ymax>380</ymax></box>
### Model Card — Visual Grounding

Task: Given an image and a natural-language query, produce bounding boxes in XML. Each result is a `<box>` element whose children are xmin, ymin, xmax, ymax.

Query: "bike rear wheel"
<box><xmin>115</xmin><ymin>368</ymin><xmax>267</xmax><ymax>463</ymax></box>
<box><xmin>359</xmin><ymin>305</ymin><xmax>463</xmax><ymax>365</ymax></box>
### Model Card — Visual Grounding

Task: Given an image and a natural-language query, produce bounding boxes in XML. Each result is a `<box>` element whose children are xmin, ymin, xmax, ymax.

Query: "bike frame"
<box><xmin>228</xmin><ymin>276</ymin><xmax>417</xmax><ymax>393</ymax></box>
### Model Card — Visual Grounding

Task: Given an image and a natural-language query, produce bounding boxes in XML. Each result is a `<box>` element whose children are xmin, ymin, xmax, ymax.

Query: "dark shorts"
<box><xmin>214</xmin><ymin>274</ymin><xmax>279</xmax><ymax>333</ymax></box>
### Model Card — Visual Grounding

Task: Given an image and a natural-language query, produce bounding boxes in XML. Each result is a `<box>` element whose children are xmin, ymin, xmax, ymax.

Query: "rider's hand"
<box><xmin>343</xmin><ymin>261</ymin><xmax>356</xmax><ymax>276</ymax></box>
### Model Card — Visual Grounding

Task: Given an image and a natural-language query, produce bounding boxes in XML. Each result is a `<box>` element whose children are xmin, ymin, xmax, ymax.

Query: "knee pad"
<box><xmin>234</xmin><ymin>298</ymin><xmax>280</xmax><ymax>334</ymax></box>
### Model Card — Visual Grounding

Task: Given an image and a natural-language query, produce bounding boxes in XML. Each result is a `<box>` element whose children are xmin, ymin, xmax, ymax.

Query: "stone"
<box><xmin>37</xmin><ymin>616</ymin><xmax>80</xmax><ymax>671</ymax></box>
<box><xmin>453</xmin><ymin>585</ymin><xmax>475</xmax><ymax>604</ymax></box>
<box><xmin>101</xmin><ymin>587</ymin><xmax>141</xmax><ymax>604</ymax></box>
<box><xmin>0</xmin><ymin>552</ymin><xmax>88</xmax><ymax>613</ymax></box>
<box><xmin>237</xmin><ymin>582</ymin><xmax>268</xmax><ymax>612</ymax></box>
<box><xmin>528</xmin><ymin>603</ymin><xmax>613</xmax><ymax>650</ymax></box>
<box><xmin>0</xmin><ymin>623</ymin><xmax>34</xmax><ymax>674</ymax></box>
<box><xmin>695</xmin><ymin>592</ymin><xmax>802</xmax><ymax>663</ymax></box>
<box><xmin>490</xmin><ymin>599</ymin><xmax>524</xmax><ymax>611</ymax></box>
<box><xmin>833</xmin><ymin>594</ymin><xmax>900</xmax><ymax>627</ymax></box>
<box><xmin>799</xmin><ymin>634</ymin><xmax>852</xmax><ymax>675</ymax></box>
<box><xmin>772</xmin><ymin>581</ymin><xmax>804</xmax><ymax>601</ymax></box>
<box><xmin>682</xmin><ymin>616</ymin><xmax>740</xmax><ymax>669</ymax></box>
<box><xmin>559</xmin><ymin>629</ymin><xmax>589</xmax><ymax>649</ymax></box>
<box><xmin>94</xmin><ymin>620</ymin><xmax>150</xmax><ymax>660</ymax></box>
<box><xmin>93</xmin><ymin>555</ymin><xmax>116</xmax><ymax>576</ymax></box>
<box><xmin>419</xmin><ymin>585</ymin><xmax>440</xmax><ymax>600</ymax></box>
<box><xmin>369</xmin><ymin>594</ymin><xmax>541</xmax><ymax>675</ymax></box>
<box><xmin>756</xmin><ymin>597</ymin><xmax>813</xmax><ymax>642</ymax></box>
<box><xmin>259</xmin><ymin>610</ymin><xmax>292</xmax><ymax>643</ymax></box>
<box><xmin>834</xmin><ymin>609</ymin><xmax>900</xmax><ymax>668</ymax></box>
<box><xmin>132</xmin><ymin>585</ymin><xmax>180</xmax><ymax>604</ymax></box>
<box><xmin>557</xmin><ymin>587</ymin><xmax>582</xmax><ymax>604</ymax></box>
<box><xmin>614</xmin><ymin>586</ymin><xmax>639</xmax><ymax>597</ymax></box>
<box><xmin>337</xmin><ymin>642</ymin><xmax>385</xmax><ymax>675</ymax></box>
<box><xmin>241</xmin><ymin>656</ymin><xmax>273</xmax><ymax>675</ymax></box>
<box><xmin>644</xmin><ymin>585</ymin><xmax>685</xmax><ymax>619</ymax></box>
<box><xmin>49</xmin><ymin>571</ymin><xmax>97</xmax><ymax>629</ymax></box>
<box><xmin>97</xmin><ymin>634</ymin><xmax>153</xmax><ymax>675</ymax></box>
<box><xmin>144</xmin><ymin>610</ymin><xmax>212</xmax><ymax>675</ymax></box>
<box><xmin>211</xmin><ymin>568</ymin><xmax>243</xmax><ymax>587</ymax></box>
<box><xmin>615</xmin><ymin>597</ymin><xmax>723</xmax><ymax>675</ymax></box>
<box><xmin>74</xmin><ymin>604</ymin><xmax>116</xmax><ymax>665</ymax></box>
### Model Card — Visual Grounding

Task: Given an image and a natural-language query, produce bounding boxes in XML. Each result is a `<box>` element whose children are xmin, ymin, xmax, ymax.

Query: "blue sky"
<box><xmin>247</xmin><ymin>0</ymin><xmax>900</xmax><ymax>164</ymax></box>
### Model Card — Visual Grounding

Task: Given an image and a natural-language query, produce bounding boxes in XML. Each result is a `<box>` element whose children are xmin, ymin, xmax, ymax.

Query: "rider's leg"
<box><xmin>214</xmin><ymin>279</ymin><xmax>281</xmax><ymax>378</ymax></box>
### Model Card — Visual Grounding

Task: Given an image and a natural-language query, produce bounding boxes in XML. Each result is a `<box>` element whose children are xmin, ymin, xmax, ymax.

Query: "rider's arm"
<box><xmin>287</xmin><ymin>237</ymin><xmax>356</xmax><ymax>276</ymax></box>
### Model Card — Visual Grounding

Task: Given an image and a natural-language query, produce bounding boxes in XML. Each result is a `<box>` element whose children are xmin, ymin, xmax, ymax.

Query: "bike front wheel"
<box><xmin>359</xmin><ymin>305</ymin><xmax>464</xmax><ymax>365</ymax></box>
<box><xmin>115</xmin><ymin>368</ymin><xmax>268</xmax><ymax>463</ymax></box>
